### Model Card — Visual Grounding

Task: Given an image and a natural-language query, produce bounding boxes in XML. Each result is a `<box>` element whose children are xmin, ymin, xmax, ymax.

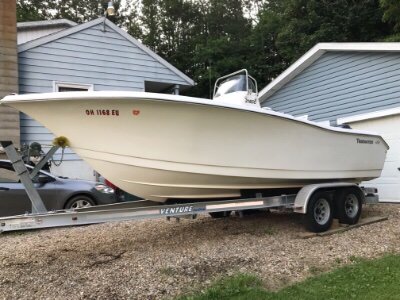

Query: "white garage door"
<box><xmin>345</xmin><ymin>114</ymin><xmax>400</xmax><ymax>202</ymax></box>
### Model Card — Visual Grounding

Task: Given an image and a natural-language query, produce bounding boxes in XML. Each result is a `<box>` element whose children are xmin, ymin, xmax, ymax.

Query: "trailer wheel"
<box><xmin>304</xmin><ymin>191</ymin><xmax>333</xmax><ymax>233</ymax></box>
<box><xmin>209</xmin><ymin>211</ymin><xmax>231</xmax><ymax>218</ymax></box>
<box><xmin>334</xmin><ymin>187</ymin><xmax>363</xmax><ymax>225</ymax></box>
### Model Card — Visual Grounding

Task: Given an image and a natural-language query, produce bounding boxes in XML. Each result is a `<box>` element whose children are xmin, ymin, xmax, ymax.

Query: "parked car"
<box><xmin>0</xmin><ymin>160</ymin><xmax>117</xmax><ymax>217</ymax></box>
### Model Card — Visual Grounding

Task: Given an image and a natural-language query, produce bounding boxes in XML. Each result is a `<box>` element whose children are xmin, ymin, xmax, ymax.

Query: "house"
<box><xmin>259</xmin><ymin>43</ymin><xmax>400</xmax><ymax>202</ymax></box>
<box><xmin>9</xmin><ymin>16</ymin><xmax>195</xmax><ymax>180</ymax></box>
<box><xmin>17</xmin><ymin>19</ymin><xmax>77</xmax><ymax>44</ymax></box>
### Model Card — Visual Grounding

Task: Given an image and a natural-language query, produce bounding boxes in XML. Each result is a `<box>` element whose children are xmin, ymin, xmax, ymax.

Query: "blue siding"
<box><xmin>263</xmin><ymin>52</ymin><xmax>400</xmax><ymax>122</ymax></box>
<box><xmin>19</xmin><ymin>21</ymin><xmax>192</xmax><ymax>161</ymax></box>
<box><xmin>20</xmin><ymin>113</ymin><xmax>79</xmax><ymax>160</ymax></box>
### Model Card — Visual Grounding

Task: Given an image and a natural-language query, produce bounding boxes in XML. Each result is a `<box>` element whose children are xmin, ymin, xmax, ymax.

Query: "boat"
<box><xmin>0</xmin><ymin>70</ymin><xmax>389</xmax><ymax>203</ymax></box>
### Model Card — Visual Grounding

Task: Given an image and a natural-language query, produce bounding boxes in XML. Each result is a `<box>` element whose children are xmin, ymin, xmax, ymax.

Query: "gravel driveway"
<box><xmin>0</xmin><ymin>203</ymin><xmax>399</xmax><ymax>300</ymax></box>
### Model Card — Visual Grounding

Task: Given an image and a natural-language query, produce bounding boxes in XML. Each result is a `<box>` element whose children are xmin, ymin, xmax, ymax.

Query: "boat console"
<box><xmin>213</xmin><ymin>69</ymin><xmax>260</xmax><ymax>108</ymax></box>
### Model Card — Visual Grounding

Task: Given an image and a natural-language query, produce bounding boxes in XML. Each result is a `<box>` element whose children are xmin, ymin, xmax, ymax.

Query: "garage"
<box><xmin>338</xmin><ymin>108</ymin><xmax>400</xmax><ymax>202</ymax></box>
<box><xmin>259</xmin><ymin>43</ymin><xmax>400</xmax><ymax>202</ymax></box>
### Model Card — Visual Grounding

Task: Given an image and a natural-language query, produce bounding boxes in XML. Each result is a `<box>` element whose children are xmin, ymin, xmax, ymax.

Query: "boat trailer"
<box><xmin>0</xmin><ymin>141</ymin><xmax>380</xmax><ymax>233</ymax></box>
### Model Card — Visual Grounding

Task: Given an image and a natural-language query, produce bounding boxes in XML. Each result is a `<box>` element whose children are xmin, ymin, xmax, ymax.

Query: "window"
<box><xmin>53</xmin><ymin>81</ymin><xmax>94</xmax><ymax>92</ymax></box>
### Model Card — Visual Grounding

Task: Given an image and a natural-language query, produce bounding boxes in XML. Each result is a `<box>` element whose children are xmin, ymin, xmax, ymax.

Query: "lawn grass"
<box><xmin>175</xmin><ymin>254</ymin><xmax>400</xmax><ymax>300</ymax></box>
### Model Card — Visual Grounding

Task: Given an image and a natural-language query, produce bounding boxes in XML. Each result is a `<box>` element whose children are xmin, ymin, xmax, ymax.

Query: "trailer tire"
<box><xmin>209</xmin><ymin>211</ymin><xmax>231</xmax><ymax>218</ymax></box>
<box><xmin>334</xmin><ymin>187</ymin><xmax>363</xmax><ymax>225</ymax></box>
<box><xmin>304</xmin><ymin>191</ymin><xmax>333</xmax><ymax>233</ymax></box>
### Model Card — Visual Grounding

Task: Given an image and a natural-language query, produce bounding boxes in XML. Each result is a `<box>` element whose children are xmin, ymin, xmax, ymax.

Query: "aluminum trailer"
<box><xmin>0</xmin><ymin>141</ymin><xmax>379</xmax><ymax>233</ymax></box>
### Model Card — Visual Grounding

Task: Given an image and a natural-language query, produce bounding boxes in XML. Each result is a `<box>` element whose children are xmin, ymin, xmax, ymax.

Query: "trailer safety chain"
<box><xmin>51</xmin><ymin>136</ymin><xmax>70</xmax><ymax>166</ymax></box>
<box><xmin>51</xmin><ymin>147</ymin><xmax>65</xmax><ymax>166</ymax></box>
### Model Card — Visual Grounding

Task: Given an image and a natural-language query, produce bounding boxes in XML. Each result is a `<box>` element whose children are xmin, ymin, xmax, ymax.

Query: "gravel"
<box><xmin>0</xmin><ymin>203</ymin><xmax>399</xmax><ymax>299</ymax></box>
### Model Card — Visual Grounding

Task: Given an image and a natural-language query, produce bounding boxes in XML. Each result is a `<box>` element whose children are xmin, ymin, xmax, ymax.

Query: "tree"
<box><xmin>122</xmin><ymin>0</ymin><xmax>142</xmax><ymax>40</ymax></box>
<box><xmin>248</xmin><ymin>2</ymin><xmax>289</xmax><ymax>87</ymax></box>
<box><xmin>250</xmin><ymin>0</ymin><xmax>390</xmax><ymax>87</ymax></box>
<box><xmin>275</xmin><ymin>0</ymin><xmax>388</xmax><ymax>62</ymax></box>
<box><xmin>17</xmin><ymin>0</ymin><xmax>126</xmax><ymax>25</ymax></box>
<box><xmin>16</xmin><ymin>0</ymin><xmax>397</xmax><ymax>98</ymax></box>
<box><xmin>135</xmin><ymin>0</ymin><xmax>253</xmax><ymax>98</ymax></box>
<box><xmin>17</xmin><ymin>0</ymin><xmax>55</xmax><ymax>22</ymax></box>
<box><xmin>380</xmin><ymin>0</ymin><xmax>400</xmax><ymax>41</ymax></box>
<box><xmin>137</xmin><ymin>0</ymin><xmax>162</xmax><ymax>51</ymax></box>
<box><xmin>381</xmin><ymin>0</ymin><xmax>400</xmax><ymax>32</ymax></box>
<box><xmin>184</xmin><ymin>0</ymin><xmax>254</xmax><ymax>98</ymax></box>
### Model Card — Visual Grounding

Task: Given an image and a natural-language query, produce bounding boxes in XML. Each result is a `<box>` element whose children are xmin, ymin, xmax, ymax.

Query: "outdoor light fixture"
<box><xmin>107</xmin><ymin>1</ymin><xmax>115</xmax><ymax>16</ymax></box>
<box><xmin>102</xmin><ymin>1</ymin><xmax>115</xmax><ymax>31</ymax></box>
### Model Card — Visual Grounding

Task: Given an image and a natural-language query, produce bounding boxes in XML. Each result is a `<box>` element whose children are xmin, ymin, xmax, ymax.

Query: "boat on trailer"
<box><xmin>0</xmin><ymin>70</ymin><xmax>389</xmax><ymax>203</ymax></box>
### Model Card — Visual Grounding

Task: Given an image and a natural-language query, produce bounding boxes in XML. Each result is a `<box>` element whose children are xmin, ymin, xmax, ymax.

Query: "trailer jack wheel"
<box><xmin>304</xmin><ymin>191</ymin><xmax>333</xmax><ymax>233</ymax></box>
<box><xmin>334</xmin><ymin>187</ymin><xmax>363</xmax><ymax>225</ymax></box>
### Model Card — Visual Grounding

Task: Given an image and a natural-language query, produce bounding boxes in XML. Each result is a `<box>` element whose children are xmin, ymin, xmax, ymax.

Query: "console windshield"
<box><xmin>214</xmin><ymin>74</ymin><xmax>255</xmax><ymax>98</ymax></box>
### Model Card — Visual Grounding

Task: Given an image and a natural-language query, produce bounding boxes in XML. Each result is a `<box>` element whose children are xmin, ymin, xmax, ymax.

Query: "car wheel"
<box><xmin>65</xmin><ymin>195</ymin><xmax>95</xmax><ymax>209</ymax></box>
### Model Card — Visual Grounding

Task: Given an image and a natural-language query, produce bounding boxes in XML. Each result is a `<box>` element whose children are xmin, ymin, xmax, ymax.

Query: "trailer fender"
<box><xmin>293</xmin><ymin>183</ymin><xmax>360</xmax><ymax>214</ymax></box>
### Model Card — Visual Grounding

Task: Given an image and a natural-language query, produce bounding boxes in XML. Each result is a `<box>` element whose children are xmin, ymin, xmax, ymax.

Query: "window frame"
<box><xmin>53</xmin><ymin>81</ymin><xmax>94</xmax><ymax>92</ymax></box>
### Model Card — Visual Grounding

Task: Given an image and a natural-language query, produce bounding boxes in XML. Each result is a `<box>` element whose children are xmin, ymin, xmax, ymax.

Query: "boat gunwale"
<box><xmin>1</xmin><ymin>91</ymin><xmax>390</xmax><ymax>149</ymax></box>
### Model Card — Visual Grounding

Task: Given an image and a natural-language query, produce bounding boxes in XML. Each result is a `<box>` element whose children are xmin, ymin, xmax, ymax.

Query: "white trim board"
<box><xmin>18</xmin><ymin>19</ymin><xmax>77</xmax><ymax>29</ymax></box>
<box><xmin>53</xmin><ymin>81</ymin><xmax>94</xmax><ymax>92</ymax></box>
<box><xmin>337</xmin><ymin>107</ymin><xmax>400</xmax><ymax>124</ymax></box>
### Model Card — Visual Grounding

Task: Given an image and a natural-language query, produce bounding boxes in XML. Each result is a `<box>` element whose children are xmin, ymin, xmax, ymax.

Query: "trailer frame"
<box><xmin>0</xmin><ymin>141</ymin><xmax>380</xmax><ymax>233</ymax></box>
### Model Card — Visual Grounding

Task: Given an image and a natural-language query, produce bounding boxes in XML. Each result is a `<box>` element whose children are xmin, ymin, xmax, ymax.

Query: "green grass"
<box><xmin>174</xmin><ymin>273</ymin><xmax>263</xmax><ymax>300</ymax></box>
<box><xmin>175</xmin><ymin>254</ymin><xmax>400</xmax><ymax>300</ymax></box>
<box><xmin>160</xmin><ymin>267</ymin><xmax>176</xmax><ymax>276</ymax></box>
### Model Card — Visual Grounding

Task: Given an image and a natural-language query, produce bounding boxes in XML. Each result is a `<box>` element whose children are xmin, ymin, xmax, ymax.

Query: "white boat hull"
<box><xmin>1</xmin><ymin>92</ymin><xmax>388</xmax><ymax>202</ymax></box>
